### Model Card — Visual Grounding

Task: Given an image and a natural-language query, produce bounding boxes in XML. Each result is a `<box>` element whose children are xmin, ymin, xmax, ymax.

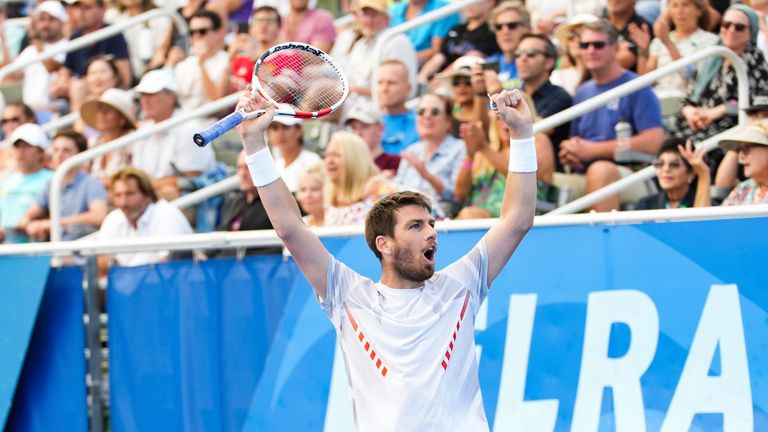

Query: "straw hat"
<box><xmin>554</xmin><ymin>13</ymin><xmax>600</xmax><ymax>49</ymax></box>
<box><xmin>718</xmin><ymin>123</ymin><xmax>768</xmax><ymax>151</ymax></box>
<box><xmin>80</xmin><ymin>88</ymin><xmax>137</xmax><ymax>130</ymax></box>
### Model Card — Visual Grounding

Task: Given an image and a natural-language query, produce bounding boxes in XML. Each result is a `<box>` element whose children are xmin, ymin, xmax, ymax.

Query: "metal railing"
<box><xmin>0</xmin><ymin>8</ymin><xmax>189</xmax><ymax>84</ymax></box>
<box><xmin>49</xmin><ymin>93</ymin><xmax>242</xmax><ymax>242</ymax></box>
<box><xmin>535</xmin><ymin>45</ymin><xmax>749</xmax><ymax>215</ymax></box>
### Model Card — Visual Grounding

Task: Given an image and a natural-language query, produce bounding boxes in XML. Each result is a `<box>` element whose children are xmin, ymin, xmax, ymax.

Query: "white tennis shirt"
<box><xmin>319</xmin><ymin>240</ymin><xmax>491</xmax><ymax>431</ymax></box>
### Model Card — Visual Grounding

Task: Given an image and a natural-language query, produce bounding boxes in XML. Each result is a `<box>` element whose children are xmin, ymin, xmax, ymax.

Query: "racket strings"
<box><xmin>258</xmin><ymin>50</ymin><xmax>345</xmax><ymax>113</ymax></box>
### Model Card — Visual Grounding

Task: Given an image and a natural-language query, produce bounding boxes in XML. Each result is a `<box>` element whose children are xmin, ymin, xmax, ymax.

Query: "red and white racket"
<box><xmin>193</xmin><ymin>42</ymin><xmax>349</xmax><ymax>147</ymax></box>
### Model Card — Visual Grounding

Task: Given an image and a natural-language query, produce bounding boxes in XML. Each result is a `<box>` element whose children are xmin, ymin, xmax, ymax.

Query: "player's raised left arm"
<box><xmin>483</xmin><ymin>89</ymin><xmax>537</xmax><ymax>285</ymax></box>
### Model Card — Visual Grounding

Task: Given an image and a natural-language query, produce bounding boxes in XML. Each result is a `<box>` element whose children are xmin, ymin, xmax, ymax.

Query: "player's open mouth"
<box><xmin>423</xmin><ymin>246</ymin><xmax>436</xmax><ymax>262</ymax></box>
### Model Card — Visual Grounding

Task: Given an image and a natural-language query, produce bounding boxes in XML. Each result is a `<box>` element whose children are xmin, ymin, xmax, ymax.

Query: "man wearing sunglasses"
<box><xmin>556</xmin><ymin>20</ymin><xmax>664</xmax><ymax>212</ymax></box>
<box><xmin>482</xmin><ymin>1</ymin><xmax>531</xmax><ymax>92</ymax></box>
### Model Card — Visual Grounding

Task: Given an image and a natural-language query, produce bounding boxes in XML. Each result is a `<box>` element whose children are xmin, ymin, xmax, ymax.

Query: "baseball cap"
<box><xmin>356</xmin><ymin>0</ymin><xmax>388</xmax><ymax>15</ymax></box>
<box><xmin>135</xmin><ymin>69</ymin><xmax>179</xmax><ymax>94</ymax></box>
<box><xmin>435</xmin><ymin>55</ymin><xmax>484</xmax><ymax>79</ymax></box>
<box><xmin>345</xmin><ymin>105</ymin><xmax>382</xmax><ymax>125</ymax></box>
<box><xmin>10</xmin><ymin>124</ymin><xmax>51</xmax><ymax>150</ymax></box>
<box><xmin>34</xmin><ymin>0</ymin><xmax>68</xmax><ymax>22</ymax></box>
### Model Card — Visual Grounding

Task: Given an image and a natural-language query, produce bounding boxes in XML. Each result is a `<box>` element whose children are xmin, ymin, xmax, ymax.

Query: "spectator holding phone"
<box><xmin>228</xmin><ymin>6</ymin><xmax>282</xmax><ymax>91</ymax></box>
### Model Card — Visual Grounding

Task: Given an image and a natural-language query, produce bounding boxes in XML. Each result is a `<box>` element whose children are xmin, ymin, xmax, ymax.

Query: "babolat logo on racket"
<box><xmin>273</xmin><ymin>43</ymin><xmax>322</xmax><ymax>56</ymax></box>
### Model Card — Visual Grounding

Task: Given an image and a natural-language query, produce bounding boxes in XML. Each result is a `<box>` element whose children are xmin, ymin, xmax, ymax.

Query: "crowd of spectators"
<box><xmin>0</xmin><ymin>0</ymin><xmax>767</xmax><ymax>266</ymax></box>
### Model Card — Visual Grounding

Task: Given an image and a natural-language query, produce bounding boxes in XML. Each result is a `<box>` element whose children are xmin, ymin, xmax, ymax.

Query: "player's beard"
<box><xmin>391</xmin><ymin>243</ymin><xmax>434</xmax><ymax>283</ymax></box>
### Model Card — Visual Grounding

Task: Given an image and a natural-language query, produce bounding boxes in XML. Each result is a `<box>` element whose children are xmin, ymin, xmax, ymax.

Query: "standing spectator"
<box><xmin>634</xmin><ymin>138</ymin><xmax>711</xmax><ymax>209</ymax></box>
<box><xmin>631</xmin><ymin>0</ymin><xmax>718</xmax><ymax>95</ymax></box>
<box><xmin>389</xmin><ymin>0</ymin><xmax>461</xmax><ymax>64</ymax></box>
<box><xmin>228</xmin><ymin>6</ymin><xmax>282</xmax><ymax>91</ymax></box>
<box><xmin>17</xmin><ymin>130</ymin><xmax>108</xmax><ymax>241</ymax></box>
<box><xmin>483</xmin><ymin>1</ymin><xmax>531</xmax><ymax>92</ymax></box>
<box><xmin>672</xmin><ymin>5</ymin><xmax>768</xmax><ymax>172</ymax></box>
<box><xmin>717</xmin><ymin>122</ymin><xmax>768</xmax><ymax>206</ymax></box>
<box><xmin>394</xmin><ymin>93</ymin><xmax>466</xmax><ymax>211</ymax></box>
<box><xmin>132</xmin><ymin>69</ymin><xmax>217</xmax><ymax>201</ymax></box>
<box><xmin>8</xmin><ymin>1</ymin><xmax>68</xmax><ymax>121</ymax></box>
<box><xmin>557</xmin><ymin>20</ymin><xmax>664</xmax><ymax>211</ymax></box>
<box><xmin>604</xmin><ymin>0</ymin><xmax>653</xmax><ymax>71</ymax></box>
<box><xmin>268</xmin><ymin>116</ymin><xmax>320</xmax><ymax>193</ymax></box>
<box><xmin>80</xmin><ymin>88</ymin><xmax>137</xmax><ymax>182</ymax></box>
<box><xmin>377</xmin><ymin>60</ymin><xmax>419</xmax><ymax>154</ymax></box>
<box><xmin>174</xmin><ymin>10</ymin><xmax>230</xmax><ymax>112</ymax></box>
<box><xmin>331</xmin><ymin>0</ymin><xmax>417</xmax><ymax>113</ymax></box>
<box><xmin>418</xmin><ymin>0</ymin><xmax>500</xmax><ymax>84</ymax></box>
<box><xmin>516</xmin><ymin>33</ymin><xmax>572</xmax><ymax>171</ymax></box>
<box><xmin>98</xmin><ymin>167</ymin><xmax>193</xmax><ymax>267</ymax></box>
<box><xmin>279</xmin><ymin>0</ymin><xmax>336</xmax><ymax>53</ymax></box>
<box><xmin>55</xmin><ymin>0</ymin><xmax>131</xmax><ymax>104</ymax></box>
<box><xmin>0</xmin><ymin>124</ymin><xmax>53</xmax><ymax>243</ymax></box>
<box><xmin>345</xmin><ymin>105</ymin><xmax>401</xmax><ymax>173</ymax></box>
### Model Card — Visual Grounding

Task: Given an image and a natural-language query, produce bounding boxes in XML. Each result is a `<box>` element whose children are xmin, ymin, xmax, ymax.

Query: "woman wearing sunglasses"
<box><xmin>716</xmin><ymin>122</ymin><xmax>768</xmax><ymax>205</ymax></box>
<box><xmin>634</xmin><ymin>137</ymin><xmax>711</xmax><ymax>210</ymax></box>
<box><xmin>671</xmin><ymin>5</ymin><xmax>768</xmax><ymax>171</ymax></box>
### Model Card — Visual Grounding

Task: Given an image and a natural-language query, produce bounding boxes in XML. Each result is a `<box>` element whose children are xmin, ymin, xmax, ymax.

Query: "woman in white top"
<box><xmin>632</xmin><ymin>0</ymin><xmax>719</xmax><ymax>95</ymax></box>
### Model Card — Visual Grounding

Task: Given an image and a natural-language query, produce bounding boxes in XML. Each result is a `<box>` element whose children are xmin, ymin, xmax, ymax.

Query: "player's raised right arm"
<box><xmin>237</xmin><ymin>89</ymin><xmax>330</xmax><ymax>299</ymax></box>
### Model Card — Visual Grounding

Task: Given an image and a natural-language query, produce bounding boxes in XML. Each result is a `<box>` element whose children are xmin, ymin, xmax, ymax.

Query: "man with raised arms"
<box><xmin>236</xmin><ymin>86</ymin><xmax>536</xmax><ymax>431</ymax></box>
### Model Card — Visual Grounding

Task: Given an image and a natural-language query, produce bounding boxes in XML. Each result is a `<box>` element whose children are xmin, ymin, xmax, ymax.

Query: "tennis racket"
<box><xmin>193</xmin><ymin>42</ymin><xmax>349</xmax><ymax>147</ymax></box>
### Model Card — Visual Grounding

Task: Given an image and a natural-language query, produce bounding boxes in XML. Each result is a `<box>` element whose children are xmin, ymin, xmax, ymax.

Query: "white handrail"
<box><xmin>0</xmin><ymin>8</ymin><xmax>189</xmax><ymax>84</ymax></box>
<box><xmin>0</xmin><ymin>204</ymin><xmax>766</xmax><ymax>257</ymax></box>
<box><xmin>48</xmin><ymin>93</ymin><xmax>242</xmax><ymax>242</ymax></box>
<box><xmin>370</xmin><ymin>0</ymin><xmax>481</xmax><ymax>106</ymax></box>
<box><xmin>537</xmin><ymin>45</ymin><xmax>749</xmax><ymax>215</ymax></box>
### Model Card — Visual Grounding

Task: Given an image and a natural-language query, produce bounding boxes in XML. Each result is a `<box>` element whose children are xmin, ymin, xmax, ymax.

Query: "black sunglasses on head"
<box><xmin>579</xmin><ymin>41</ymin><xmax>608</xmax><ymax>49</ymax></box>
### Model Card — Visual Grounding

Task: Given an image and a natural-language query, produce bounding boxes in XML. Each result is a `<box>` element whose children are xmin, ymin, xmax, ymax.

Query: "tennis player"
<box><xmin>238</xmin><ymin>87</ymin><xmax>536</xmax><ymax>431</ymax></box>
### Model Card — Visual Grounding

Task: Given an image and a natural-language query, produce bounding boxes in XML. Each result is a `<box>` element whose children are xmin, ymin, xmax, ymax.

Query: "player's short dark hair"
<box><xmin>109</xmin><ymin>167</ymin><xmax>158</xmax><ymax>203</ymax></box>
<box><xmin>53</xmin><ymin>129</ymin><xmax>88</xmax><ymax>153</ymax></box>
<box><xmin>365</xmin><ymin>191</ymin><xmax>432</xmax><ymax>261</ymax></box>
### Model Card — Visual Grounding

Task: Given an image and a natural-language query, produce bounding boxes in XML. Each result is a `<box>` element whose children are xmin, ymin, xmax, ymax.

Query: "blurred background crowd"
<box><xmin>0</xmin><ymin>0</ymin><xmax>766</xmax><ymax>265</ymax></box>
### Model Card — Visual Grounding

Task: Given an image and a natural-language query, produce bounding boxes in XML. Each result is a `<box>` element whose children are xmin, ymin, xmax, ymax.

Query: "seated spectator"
<box><xmin>516</xmin><ymin>33</ymin><xmax>573</xmax><ymax>172</ymax></box>
<box><xmin>436</xmin><ymin>56</ymin><xmax>486</xmax><ymax>126</ymax></box>
<box><xmin>454</xmin><ymin>120</ymin><xmax>508</xmax><ymax>219</ymax></box>
<box><xmin>377</xmin><ymin>60</ymin><xmax>419</xmax><ymax>154</ymax></box>
<box><xmin>331</xmin><ymin>0</ymin><xmax>417</xmax><ymax>113</ymax></box>
<box><xmin>106</xmin><ymin>0</ymin><xmax>172</xmax><ymax>79</ymax></box>
<box><xmin>483</xmin><ymin>1</ymin><xmax>531</xmax><ymax>92</ymax></box>
<box><xmin>324</xmin><ymin>131</ymin><xmax>395</xmax><ymax>226</ymax></box>
<box><xmin>556</xmin><ymin>20</ymin><xmax>664</xmax><ymax>212</ymax></box>
<box><xmin>173</xmin><ymin>10</ymin><xmax>230</xmax><ymax>112</ymax></box>
<box><xmin>417</xmin><ymin>0</ymin><xmax>500</xmax><ymax>85</ymax></box>
<box><xmin>717</xmin><ymin>122</ymin><xmax>768</xmax><ymax>205</ymax></box>
<box><xmin>394</xmin><ymin>93</ymin><xmax>466</xmax><ymax>212</ymax></box>
<box><xmin>389</xmin><ymin>0</ymin><xmax>461</xmax><ymax>64</ymax></box>
<box><xmin>228</xmin><ymin>6</ymin><xmax>282</xmax><ymax>91</ymax></box>
<box><xmin>345</xmin><ymin>104</ymin><xmax>401</xmax><ymax>173</ymax></box>
<box><xmin>297</xmin><ymin>162</ymin><xmax>327</xmax><ymax>227</ymax></box>
<box><xmin>279</xmin><ymin>0</ymin><xmax>336</xmax><ymax>53</ymax></box>
<box><xmin>268</xmin><ymin>116</ymin><xmax>320</xmax><ymax>193</ymax></box>
<box><xmin>98</xmin><ymin>167</ymin><xmax>192</xmax><ymax>267</ymax></box>
<box><xmin>604</xmin><ymin>0</ymin><xmax>653</xmax><ymax>72</ymax></box>
<box><xmin>132</xmin><ymin>69</ymin><xmax>217</xmax><ymax>201</ymax></box>
<box><xmin>0</xmin><ymin>103</ymin><xmax>37</xmax><ymax>184</ymax></box>
<box><xmin>204</xmin><ymin>150</ymin><xmax>281</xmax><ymax>257</ymax></box>
<box><xmin>631</xmin><ymin>0</ymin><xmax>718</xmax><ymax>95</ymax></box>
<box><xmin>17</xmin><ymin>130</ymin><xmax>108</xmax><ymax>241</ymax></box>
<box><xmin>0</xmin><ymin>124</ymin><xmax>53</xmax><ymax>243</ymax></box>
<box><xmin>672</xmin><ymin>5</ymin><xmax>768</xmax><ymax>173</ymax></box>
<box><xmin>54</xmin><ymin>0</ymin><xmax>131</xmax><ymax>107</ymax></box>
<box><xmin>73</xmin><ymin>55</ymin><xmax>122</xmax><ymax>133</ymax></box>
<box><xmin>634</xmin><ymin>138</ymin><xmax>711</xmax><ymax>209</ymax></box>
<box><xmin>552</xmin><ymin>13</ymin><xmax>598</xmax><ymax>95</ymax></box>
<box><xmin>80</xmin><ymin>88</ymin><xmax>137</xmax><ymax>182</ymax></box>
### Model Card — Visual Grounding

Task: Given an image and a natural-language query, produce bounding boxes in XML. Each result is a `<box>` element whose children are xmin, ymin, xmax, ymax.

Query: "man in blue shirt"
<box><xmin>389</xmin><ymin>0</ymin><xmax>460</xmax><ymax>63</ymax></box>
<box><xmin>18</xmin><ymin>130</ymin><xmax>107</xmax><ymax>241</ymax></box>
<box><xmin>377</xmin><ymin>60</ymin><xmax>420</xmax><ymax>154</ymax></box>
<box><xmin>557</xmin><ymin>20</ymin><xmax>664</xmax><ymax>211</ymax></box>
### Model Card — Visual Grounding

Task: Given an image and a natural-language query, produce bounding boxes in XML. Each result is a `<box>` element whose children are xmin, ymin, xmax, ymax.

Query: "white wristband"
<box><xmin>508</xmin><ymin>137</ymin><xmax>537</xmax><ymax>173</ymax></box>
<box><xmin>245</xmin><ymin>147</ymin><xmax>281</xmax><ymax>187</ymax></box>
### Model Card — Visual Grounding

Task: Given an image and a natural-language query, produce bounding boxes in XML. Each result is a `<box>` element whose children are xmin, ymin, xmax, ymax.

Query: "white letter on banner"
<box><xmin>661</xmin><ymin>284</ymin><xmax>752</xmax><ymax>432</ymax></box>
<box><xmin>324</xmin><ymin>342</ymin><xmax>354</xmax><ymax>431</ymax></box>
<box><xmin>571</xmin><ymin>290</ymin><xmax>658</xmax><ymax>432</ymax></box>
<box><xmin>494</xmin><ymin>294</ymin><xmax>559</xmax><ymax>431</ymax></box>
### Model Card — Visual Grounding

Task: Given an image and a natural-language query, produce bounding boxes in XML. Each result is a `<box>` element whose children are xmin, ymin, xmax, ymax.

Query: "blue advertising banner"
<box><xmin>245</xmin><ymin>217</ymin><xmax>768</xmax><ymax>431</ymax></box>
<box><xmin>107</xmin><ymin>254</ymin><xmax>295</xmax><ymax>432</ymax></box>
<box><xmin>5</xmin><ymin>265</ymin><xmax>88</xmax><ymax>432</ymax></box>
<box><xmin>0</xmin><ymin>256</ymin><xmax>51</xmax><ymax>429</ymax></box>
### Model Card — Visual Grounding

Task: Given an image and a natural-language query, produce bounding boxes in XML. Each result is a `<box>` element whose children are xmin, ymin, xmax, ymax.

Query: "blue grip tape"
<box><xmin>193</xmin><ymin>111</ymin><xmax>245</xmax><ymax>147</ymax></box>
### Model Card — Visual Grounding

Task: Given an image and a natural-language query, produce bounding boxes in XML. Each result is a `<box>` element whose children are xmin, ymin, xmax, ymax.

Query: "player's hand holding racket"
<box><xmin>194</xmin><ymin>42</ymin><xmax>349</xmax><ymax>147</ymax></box>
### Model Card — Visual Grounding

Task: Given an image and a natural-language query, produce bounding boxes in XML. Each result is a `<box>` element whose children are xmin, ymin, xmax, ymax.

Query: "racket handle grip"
<box><xmin>193</xmin><ymin>111</ymin><xmax>245</xmax><ymax>147</ymax></box>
